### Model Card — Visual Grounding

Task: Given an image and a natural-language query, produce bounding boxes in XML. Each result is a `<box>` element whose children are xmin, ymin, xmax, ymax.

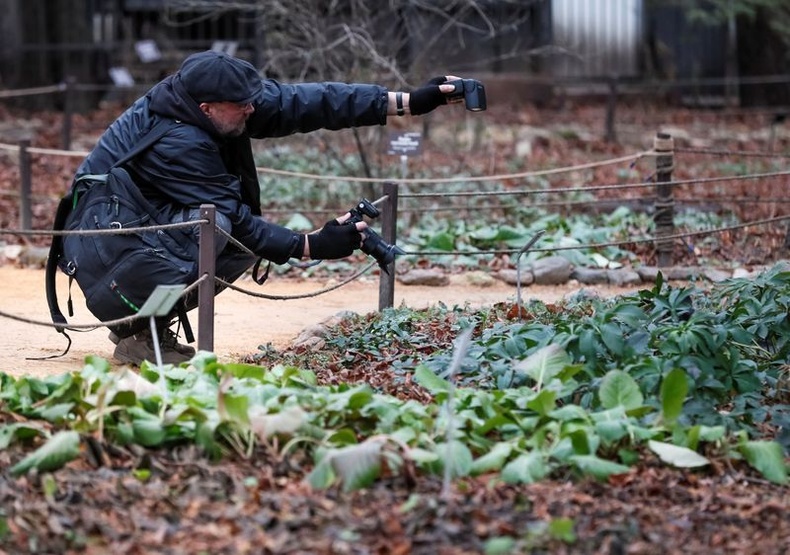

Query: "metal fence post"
<box><xmin>378</xmin><ymin>181</ymin><xmax>399</xmax><ymax>311</ymax></box>
<box><xmin>18</xmin><ymin>140</ymin><xmax>32</xmax><ymax>230</ymax></box>
<box><xmin>654</xmin><ymin>132</ymin><xmax>675</xmax><ymax>267</ymax></box>
<box><xmin>197</xmin><ymin>204</ymin><xmax>216</xmax><ymax>352</ymax></box>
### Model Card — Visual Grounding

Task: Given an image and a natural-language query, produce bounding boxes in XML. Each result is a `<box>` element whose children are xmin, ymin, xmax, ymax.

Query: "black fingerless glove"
<box><xmin>307</xmin><ymin>219</ymin><xmax>360</xmax><ymax>260</ymax></box>
<box><xmin>409</xmin><ymin>76</ymin><xmax>449</xmax><ymax>116</ymax></box>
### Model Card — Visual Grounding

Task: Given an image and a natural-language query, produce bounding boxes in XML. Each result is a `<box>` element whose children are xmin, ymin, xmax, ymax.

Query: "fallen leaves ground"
<box><xmin>1</xmin><ymin>439</ymin><xmax>788</xmax><ymax>554</ymax></box>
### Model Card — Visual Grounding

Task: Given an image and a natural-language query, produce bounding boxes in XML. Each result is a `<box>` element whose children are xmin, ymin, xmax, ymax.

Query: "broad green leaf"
<box><xmin>108</xmin><ymin>391</ymin><xmax>137</xmax><ymax>408</ymax></box>
<box><xmin>660</xmin><ymin>369</ymin><xmax>688</xmax><ymax>424</ymax></box>
<box><xmin>10</xmin><ymin>431</ymin><xmax>81</xmax><ymax>476</ymax></box>
<box><xmin>132</xmin><ymin>418</ymin><xmax>167</xmax><ymax>447</ymax></box>
<box><xmin>514</xmin><ymin>344</ymin><xmax>572</xmax><ymax>391</ymax></box>
<box><xmin>570</xmin><ymin>455</ymin><xmax>631</xmax><ymax>480</ymax></box>
<box><xmin>599</xmin><ymin>322</ymin><xmax>626</xmax><ymax>355</ymax></box>
<box><xmin>414</xmin><ymin>365</ymin><xmax>452</xmax><ymax>394</ymax></box>
<box><xmin>685</xmin><ymin>425</ymin><xmax>701</xmax><ymax>450</ymax></box>
<box><xmin>470</xmin><ymin>442</ymin><xmax>513</xmax><ymax>475</ymax></box>
<box><xmin>195</xmin><ymin>420</ymin><xmax>222</xmax><ymax>459</ymax></box>
<box><xmin>598</xmin><ymin>370</ymin><xmax>643</xmax><ymax>410</ymax></box>
<box><xmin>557</xmin><ymin>364</ymin><xmax>584</xmax><ymax>383</ymax></box>
<box><xmin>0</xmin><ymin>422</ymin><xmax>47</xmax><ymax>449</ymax></box>
<box><xmin>222</xmin><ymin>364</ymin><xmax>266</xmax><ymax>382</ymax></box>
<box><xmin>83</xmin><ymin>355</ymin><xmax>112</xmax><ymax>374</ymax></box>
<box><xmin>617</xmin><ymin>448</ymin><xmax>640</xmax><ymax>465</ymax></box>
<box><xmin>568</xmin><ymin>429</ymin><xmax>596</xmax><ymax>455</ymax></box>
<box><xmin>611</xmin><ymin>303</ymin><xmax>647</xmax><ymax>327</ymax></box>
<box><xmin>526</xmin><ymin>389</ymin><xmax>556</xmax><ymax>417</ymax></box>
<box><xmin>306</xmin><ymin>457</ymin><xmax>336</xmax><ymax>490</ymax></box>
<box><xmin>406</xmin><ymin>447</ymin><xmax>440</xmax><ymax>465</ymax></box>
<box><xmin>328</xmin><ymin>439</ymin><xmax>385</xmax><ymax>491</ymax></box>
<box><xmin>740</xmin><ymin>441</ymin><xmax>788</xmax><ymax>485</ymax></box>
<box><xmin>189</xmin><ymin>351</ymin><xmax>218</xmax><ymax>372</ymax></box>
<box><xmin>435</xmin><ymin>440</ymin><xmax>474</xmax><ymax>478</ymax></box>
<box><xmin>28</xmin><ymin>374</ymin><xmax>79</xmax><ymax>407</ymax></box>
<box><xmin>475</xmin><ymin>414</ymin><xmax>514</xmax><ymax>435</ymax></box>
<box><xmin>114</xmin><ymin>369</ymin><xmax>159</xmax><ymax>397</ymax></box>
<box><xmin>595</xmin><ymin>420</ymin><xmax>628</xmax><ymax>443</ymax></box>
<box><xmin>390</xmin><ymin>427</ymin><xmax>417</xmax><ymax>445</ymax></box>
<box><xmin>698</xmin><ymin>425</ymin><xmax>726</xmax><ymax>442</ymax></box>
<box><xmin>249</xmin><ymin>406</ymin><xmax>306</xmax><ymax>440</ymax></box>
<box><xmin>648</xmin><ymin>440</ymin><xmax>710</xmax><ymax>468</ymax></box>
<box><xmin>219</xmin><ymin>392</ymin><xmax>250</xmax><ymax>427</ymax></box>
<box><xmin>501</xmin><ymin>451</ymin><xmax>548</xmax><ymax>484</ymax></box>
<box><xmin>348</xmin><ymin>389</ymin><xmax>374</xmax><ymax>411</ymax></box>
<box><xmin>115</xmin><ymin>421</ymin><xmax>135</xmax><ymax>445</ymax></box>
<box><xmin>625</xmin><ymin>406</ymin><xmax>653</xmax><ymax>418</ymax></box>
<box><xmin>295</xmin><ymin>369</ymin><xmax>317</xmax><ymax>386</ymax></box>
<box><xmin>326</xmin><ymin>428</ymin><xmax>359</xmax><ymax>446</ymax></box>
<box><xmin>427</xmin><ymin>232</ymin><xmax>455</xmax><ymax>251</ymax></box>
<box><xmin>549</xmin><ymin>404</ymin><xmax>590</xmax><ymax>422</ymax></box>
<box><xmin>163</xmin><ymin>405</ymin><xmax>209</xmax><ymax>425</ymax></box>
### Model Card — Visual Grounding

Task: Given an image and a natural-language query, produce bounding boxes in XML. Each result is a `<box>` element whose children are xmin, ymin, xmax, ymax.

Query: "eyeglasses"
<box><xmin>210</xmin><ymin>101</ymin><xmax>253</xmax><ymax>110</ymax></box>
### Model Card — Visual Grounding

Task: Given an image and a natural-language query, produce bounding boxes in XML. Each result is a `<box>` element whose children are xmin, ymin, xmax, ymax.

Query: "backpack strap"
<box><xmin>45</xmin><ymin>194</ymin><xmax>75</xmax><ymax>331</ymax></box>
<box><xmin>46</xmin><ymin>118</ymin><xmax>178</xmax><ymax>333</ymax></box>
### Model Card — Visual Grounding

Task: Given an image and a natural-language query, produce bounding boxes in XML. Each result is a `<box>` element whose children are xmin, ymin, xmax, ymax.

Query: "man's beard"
<box><xmin>214</xmin><ymin>120</ymin><xmax>246</xmax><ymax>137</ymax></box>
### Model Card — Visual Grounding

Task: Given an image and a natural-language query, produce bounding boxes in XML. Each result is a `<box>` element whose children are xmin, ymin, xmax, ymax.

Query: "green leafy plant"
<box><xmin>3</xmin><ymin>266</ymin><xmax>789</xmax><ymax>487</ymax></box>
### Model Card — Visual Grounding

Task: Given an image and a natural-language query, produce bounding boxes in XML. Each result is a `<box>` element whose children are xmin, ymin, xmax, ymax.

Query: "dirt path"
<box><xmin>0</xmin><ymin>265</ymin><xmax>639</xmax><ymax>378</ymax></box>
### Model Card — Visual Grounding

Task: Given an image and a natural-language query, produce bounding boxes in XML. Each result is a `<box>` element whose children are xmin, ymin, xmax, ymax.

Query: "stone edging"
<box><xmin>397</xmin><ymin>255</ymin><xmax>785</xmax><ymax>288</ymax></box>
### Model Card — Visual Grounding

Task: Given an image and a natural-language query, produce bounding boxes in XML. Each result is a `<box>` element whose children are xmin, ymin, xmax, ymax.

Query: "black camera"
<box><xmin>445</xmin><ymin>79</ymin><xmax>487</xmax><ymax>112</ymax></box>
<box><xmin>347</xmin><ymin>198</ymin><xmax>405</xmax><ymax>274</ymax></box>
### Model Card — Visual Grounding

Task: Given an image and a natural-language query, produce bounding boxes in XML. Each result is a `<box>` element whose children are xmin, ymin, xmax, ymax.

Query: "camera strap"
<box><xmin>251</xmin><ymin>257</ymin><xmax>271</xmax><ymax>285</ymax></box>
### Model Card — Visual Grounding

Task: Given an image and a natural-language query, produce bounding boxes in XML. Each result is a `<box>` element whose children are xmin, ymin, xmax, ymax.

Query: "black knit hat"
<box><xmin>179</xmin><ymin>51</ymin><xmax>261</xmax><ymax>104</ymax></box>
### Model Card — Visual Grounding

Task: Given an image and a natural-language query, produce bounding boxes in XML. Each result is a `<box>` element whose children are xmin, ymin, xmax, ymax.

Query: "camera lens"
<box><xmin>361</xmin><ymin>231</ymin><xmax>405</xmax><ymax>274</ymax></box>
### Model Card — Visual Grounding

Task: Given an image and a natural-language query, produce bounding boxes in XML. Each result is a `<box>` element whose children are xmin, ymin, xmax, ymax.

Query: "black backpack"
<box><xmin>46</xmin><ymin>119</ymin><xmax>198</xmax><ymax>341</ymax></box>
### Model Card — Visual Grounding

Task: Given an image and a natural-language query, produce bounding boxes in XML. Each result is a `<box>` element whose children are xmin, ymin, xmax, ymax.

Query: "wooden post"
<box><xmin>378</xmin><ymin>181</ymin><xmax>399</xmax><ymax>311</ymax></box>
<box><xmin>61</xmin><ymin>76</ymin><xmax>75</xmax><ymax>151</ymax></box>
<box><xmin>197</xmin><ymin>204</ymin><xmax>216</xmax><ymax>352</ymax></box>
<box><xmin>654</xmin><ymin>133</ymin><xmax>675</xmax><ymax>268</ymax></box>
<box><xmin>605</xmin><ymin>75</ymin><xmax>618</xmax><ymax>143</ymax></box>
<box><xmin>18</xmin><ymin>139</ymin><xmax>32</xmax><ymax>231</ymax></box>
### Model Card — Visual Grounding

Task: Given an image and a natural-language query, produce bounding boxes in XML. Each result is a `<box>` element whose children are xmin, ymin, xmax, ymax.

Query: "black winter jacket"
<box><xmin>76</xmin><ymin>74</ymin><xmax>388</xmax><ymax>264</ymax></box>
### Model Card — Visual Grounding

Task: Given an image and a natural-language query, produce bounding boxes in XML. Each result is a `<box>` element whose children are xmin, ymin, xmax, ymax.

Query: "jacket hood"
<box><xmin>147</xmin><ymin>74</ymin><xmax>219</xmax><ymax>136</ymax></box>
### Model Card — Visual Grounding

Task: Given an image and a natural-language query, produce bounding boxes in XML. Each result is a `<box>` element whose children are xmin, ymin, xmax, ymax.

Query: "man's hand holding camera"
<box><xmin>303</xmin><ymin>199</ymin><xmax>405</xmax><ymax>273</ymax></box>
<box><xmin>402</xmin><ymin>75</ymin><xmax>487</xmax><ymax>116</ymax></box>
<box><xmin>304</xmin><ymin>215</ymin><xmax>367</xmax><ymax>260</ymax></box>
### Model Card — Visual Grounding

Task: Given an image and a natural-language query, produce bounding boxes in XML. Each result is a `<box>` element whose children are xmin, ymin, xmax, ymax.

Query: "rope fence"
<box><xmin>2</xmin><ymin>192</ymin><xmax>787</xmax><ymax>347</ymax></box>
<box><xmin>4</xmin><ymin>138</ymin><xmax>789</xmax><ymax>225</ymax></box>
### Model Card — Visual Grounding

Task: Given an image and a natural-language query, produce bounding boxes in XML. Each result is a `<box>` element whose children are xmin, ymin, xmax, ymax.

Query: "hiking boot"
<box><xmin>113</xmin><ymin>328</ymin><xmax>195</xmax><ymax>366</ymax></box>
<box><xmin>159</xmin><ymin>328</ymin><xmax>196</xmax><ymax>357</ymax></box>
